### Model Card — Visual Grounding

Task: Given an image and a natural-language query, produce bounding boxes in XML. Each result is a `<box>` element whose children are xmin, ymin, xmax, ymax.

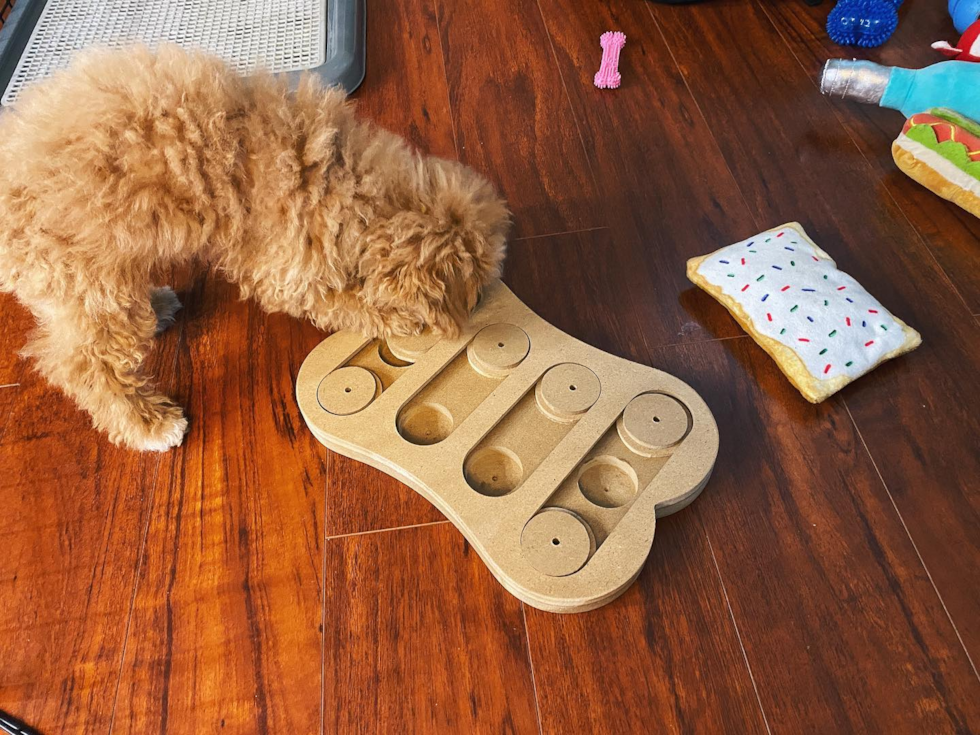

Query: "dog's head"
<box><xmin>358</xmin><ymin>158</ymin><xmax>510</xmax><ymax>337</ymax></box>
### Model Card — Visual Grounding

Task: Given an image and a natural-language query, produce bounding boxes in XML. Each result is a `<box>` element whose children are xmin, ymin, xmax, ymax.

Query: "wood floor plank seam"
<box><xmin>107</xmin><ymin>310</ymin><xmax>190</xmax><ymax>735</ymax></box>
<box><xmin>512</xmin><ymin>226</ymin><xmax>609</xmax><ymax>242</ymax></box>
<box><xmin>706</xmin><ymin>532</ymin><xmax>774</xmax><ymax>735</ymax></box>
<box><xmin>324</xmin><ymin>518</ymin><xmax>451</xmax><ymax>541</ymax></box>
<box><xmin>0</xmin><ymin>384</ymin><xmax>21</xmax><ymax>446</ymax></box>
<box><xmin>320</xmin><ymin>451</ymin><xmax>329</xmax><ymax>735</ymax></box>
<box><xmin>752</xmin><ymin>0</ymin><xmax>976</xmax><ymax>323</ymax></box>
<box><xmin>519</xmin><ymin>603</ymin><xmax>545</xmax><ymax>735</ymax></box>
<box><xmin>105</xmin><ymin>451</ymin><xmax>168</xmax><ymax>735</ymax></box>
<box><xmin>842</xmin><ymin>400</ymin><xmax>980</xmax><ymax>681</ymax></box>
<box><xmin>641</xmin><ymin>2</ymin><xmax>762</xmax><ymax>240</ymax></box>
<box><xmin>430</xmin><ymin>0</ymin><xmax>460</xmax><ymax>160</ymax></box>
<box><xmin>532</xmin><ymin>0</ymin><xmax>600</xmax><ymax>192</ymax></box>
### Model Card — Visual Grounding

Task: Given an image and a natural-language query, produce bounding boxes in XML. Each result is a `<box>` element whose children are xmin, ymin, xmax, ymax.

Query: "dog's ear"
<box><xmin>358</xmin><ymin>209</ymin><xmax>504</xmax><ymax>337</ymax></box>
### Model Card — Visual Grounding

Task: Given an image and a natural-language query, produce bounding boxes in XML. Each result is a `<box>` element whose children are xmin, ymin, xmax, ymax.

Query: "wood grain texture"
<box><xmin>0</xmin><ymin>315</ymin><xmax>180</xmax><ymax>733</ymax></box>
<box><xmin>758</xmin><ymin>0</ymin><xmax>980</xmax><ymax>313</ymax></box>
<box><xmin>349</xmin><ymin>0</ymin><xmax>456</xmax><ymax>159</ymax></box>
<box><xmin>652</xmin><ymin>0</ymin><xmax>980</xmax><ymax>666</ymax></box>
<box><xmin>111</xmin><ymin>280</ymin><xmax>327</xmax><ymax>734</ymax></box>
<box><xmin>504</xmin><ymin>229</ymin><xmax>654</xmax><ymax>362</ymax></box>
<box><xmin>654</xmin><ymin>336</ymin><xmax>980</xmax><ymax>733</ymax></box>
<box><xmin>435</xmin><ymin>0</ymin><xmax>601</xmax><ymax>238</ymax></box>
<box><xmin>0</xmin><ymin>297</ymin><xmax>33</xmax><ymax>385</ymax></box>
<box><xmin>532</xmin><ymin>0</ymin><xmax>754</xmax><ymax>347</ymax></box>
<box><xmin>324</xmin><ymin>452</ymin><xmax>443</xmax><ymax>537</ymax></box>
<box><xmin>322</xmin><ymin>522</ymin><xmax>539</xmax><ymax>733</ymax></box>
<box><xmin>524</xmin><ymin>512</ymin><xmax>768</xmax><ymax>734</ymax></box>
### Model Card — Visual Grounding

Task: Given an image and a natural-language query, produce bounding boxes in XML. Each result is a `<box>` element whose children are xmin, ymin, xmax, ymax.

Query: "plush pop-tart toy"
<box><xmin>687</xmin><ymin>223</ymin><xmax>921</xmax><ymax>403</ymax></box>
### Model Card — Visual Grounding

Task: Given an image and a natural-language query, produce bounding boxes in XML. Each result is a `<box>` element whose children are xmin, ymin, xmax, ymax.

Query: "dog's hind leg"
<box><xmin>23</xmin><ymin>293</ymin><xmax>188</xmax><ymax>451</ymax></box>
<box><xmin>151</xmin><ymin>286</ymin><xmax>183</xmax><ymax>335</ymax></box>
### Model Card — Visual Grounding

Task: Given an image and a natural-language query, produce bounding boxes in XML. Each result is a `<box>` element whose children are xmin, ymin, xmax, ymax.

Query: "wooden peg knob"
<box><xmin>317</xmin><ymin>366</ymin><xmax>380</xmax><ymax>416</ymax></box>
<box><xmin>467</xmin><ymin>323</ymin><xmax>530</xmax><ymax>377</ymax></box>
<box><xmin>618</xmin><ymin>393</ymin><xmax>691</xmax><ymax>455</ymax></box>
<box><xmin>521</xmin><ymin>508</ymin><xmax>594</xmax><ymax>577</ymax></box>
<box><xmin>536</xmin><ymin>363</ymin><xmax>600</xmax><ymax>422</ymax></box>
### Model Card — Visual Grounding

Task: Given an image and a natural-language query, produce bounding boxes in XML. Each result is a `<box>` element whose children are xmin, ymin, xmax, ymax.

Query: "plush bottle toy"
<box><xmin>820</xmin><ymin>60</ymin><xmax>980</xmax><ymax>120</ymax></box>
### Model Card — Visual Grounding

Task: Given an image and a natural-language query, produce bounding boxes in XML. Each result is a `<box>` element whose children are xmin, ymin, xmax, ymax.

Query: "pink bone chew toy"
<box><xmin>594</xmin><ymin>31</ymin><xmax>626</xmax><ymax>89</ymax></box>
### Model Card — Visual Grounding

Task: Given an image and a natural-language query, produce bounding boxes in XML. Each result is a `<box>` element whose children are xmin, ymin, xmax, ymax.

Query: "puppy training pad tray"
<box><xmin>296</xmin><ymin>281</ymin><xmax>719</xmax><ymax>613</ymax></box>
<box><xmin>0</xmin><ymin>0</ymin><xmax>365</xmax><ymax>106</ymax></box>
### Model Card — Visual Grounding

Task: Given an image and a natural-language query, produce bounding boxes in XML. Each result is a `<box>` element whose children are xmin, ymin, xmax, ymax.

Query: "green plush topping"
<box><xmin>929</xmin><ymin>108</ymin><xmax>980</xmax><ymax>139</ymax></box>
<box><xmin>906</xmin><ymin>122</ymin><xmax>980</xmax><ymax>181</ymax></box>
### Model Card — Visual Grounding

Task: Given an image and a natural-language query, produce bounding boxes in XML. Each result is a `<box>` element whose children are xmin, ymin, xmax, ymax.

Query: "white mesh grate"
<box><xmin>2</xmin><ymin>0</ymin><xmax>327</xmax><ymax>105</ymax></box>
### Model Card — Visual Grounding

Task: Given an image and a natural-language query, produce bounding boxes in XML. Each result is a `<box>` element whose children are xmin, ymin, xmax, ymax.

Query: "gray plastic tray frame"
<box><xmin>0</xmin><ymin>0</ymin><xmax>365</xmax><ymax>107</ymax></box>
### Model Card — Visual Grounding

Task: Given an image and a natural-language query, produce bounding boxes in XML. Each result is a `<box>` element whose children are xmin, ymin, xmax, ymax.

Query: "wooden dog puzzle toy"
<box><xmin>296</xmin><ymin>280</ymin><xmax>718</xmax><ymax>613</ymax></box>
<box><xmin>687</xmin><ymin>222</ymin><xmax>921</xmax><ymax>403</ymax></box>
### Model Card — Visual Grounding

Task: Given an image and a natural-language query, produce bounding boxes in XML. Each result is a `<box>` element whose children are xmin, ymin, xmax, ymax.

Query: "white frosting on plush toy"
<box><xmin>695</xmin><ymin>225</ymin><xmax>905</xmax><ymax>381</ymax></box>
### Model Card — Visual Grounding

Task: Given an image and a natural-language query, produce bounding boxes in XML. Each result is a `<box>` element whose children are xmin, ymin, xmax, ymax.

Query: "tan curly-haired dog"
<box><xmin>0</xmin><ymin>45</ymin><xmax>509</xmax><ymax>451</ymax></box>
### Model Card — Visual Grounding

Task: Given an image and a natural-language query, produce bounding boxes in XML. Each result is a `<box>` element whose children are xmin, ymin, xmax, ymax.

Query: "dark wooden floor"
<box><xmin>2</xmin><ymin>0</ymin><xmax>979</xmax><ymax>732</ymax></box>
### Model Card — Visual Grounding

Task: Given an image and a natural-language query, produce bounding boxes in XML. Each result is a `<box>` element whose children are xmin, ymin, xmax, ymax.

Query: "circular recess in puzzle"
<box><xmin>397</xmin><ymin>402</ymin><xmax>454</xmax><ymax>445</ymax></box>
<box><xmin>521</xmin><ymin>508</ymin><xmax>595</xmax><ymax>577</ymax></box>
<box><xmin>317</xmin><ymin>367</ymin><xmax>380</xmax><ymax>416</ymax></box>
<box><xmin>387</xmin><ymin>330</ymin><xmax>440</xmax><ymax>362</ymax></box>
<box><xmin>618</xmin><ymin>393</ymin><xmax>692</xmax><ymax>456</ymax></box>
<box><xmin>464</xmin><ymin>445</ymin><xmax>524</xmax><ymax>497</ymax></box>
<box><xmin>467</xmin><ymin>324</ymin><xmax>530</xmax><ymax>378</ymax></box>
<box><xmin>577</xmin><ymin>456</ymin><xmax>639</xmax><ymax>508</ymax></box>
<box><xmin>536</xmin><ymin>363</ymin><xmax>600</xmax><ymax>422</ymax></box>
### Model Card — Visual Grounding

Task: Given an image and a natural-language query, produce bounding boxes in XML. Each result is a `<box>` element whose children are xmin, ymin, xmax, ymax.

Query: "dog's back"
<box><xmin>0</xmin><ymin>45</ymin><xmax>260</xmax><ymax>291</ymax></box>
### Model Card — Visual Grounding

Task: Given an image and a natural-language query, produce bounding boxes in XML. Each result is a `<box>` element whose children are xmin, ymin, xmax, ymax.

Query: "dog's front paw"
<box><xmin>110</xmin><ymin>404</ymin><xmax>189</xmax><ymax>451</ymax></box>
<box><xmin>151</xmin><ymin>286</ymin><xmax>183</xmax><ymax>335</ymax></box>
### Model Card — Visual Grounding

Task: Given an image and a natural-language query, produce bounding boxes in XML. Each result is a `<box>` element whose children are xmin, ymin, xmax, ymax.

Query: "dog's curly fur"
<box><xmin>0</xmin><ymin>45</ymin><xmax>509</xmax><ymax>451</ymax></box>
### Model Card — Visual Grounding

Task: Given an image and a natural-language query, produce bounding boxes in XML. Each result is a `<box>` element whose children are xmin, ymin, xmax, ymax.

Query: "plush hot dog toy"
<box><xmin>892</xmin><ymin>108</ymin><xmax>980</xmax><ymax>219</ymax></box>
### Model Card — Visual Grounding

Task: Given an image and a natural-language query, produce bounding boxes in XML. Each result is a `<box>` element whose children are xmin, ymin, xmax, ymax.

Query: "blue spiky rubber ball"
<box><xmin>827</xmin><ymin>0</ymin><xmax>900</xmax><ymax>48</ymax></box>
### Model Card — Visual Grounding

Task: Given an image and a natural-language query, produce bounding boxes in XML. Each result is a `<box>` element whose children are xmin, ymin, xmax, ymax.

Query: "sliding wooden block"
<box><xmin>296</xmin><ymin>281</ymin><xmax>718</xmax><ymax>612</ymax></box>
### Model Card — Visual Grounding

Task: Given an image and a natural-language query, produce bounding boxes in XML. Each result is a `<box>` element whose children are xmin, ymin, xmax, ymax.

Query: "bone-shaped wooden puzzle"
<box><xmin>296</xmin><ymin>281</ymin><xmax>718</xmax><ymax>612</ymax></box>
<box><xmin>594</xmin><ymin>31</ymin><xmax>626</xmax><ymax>89</ymax></box>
